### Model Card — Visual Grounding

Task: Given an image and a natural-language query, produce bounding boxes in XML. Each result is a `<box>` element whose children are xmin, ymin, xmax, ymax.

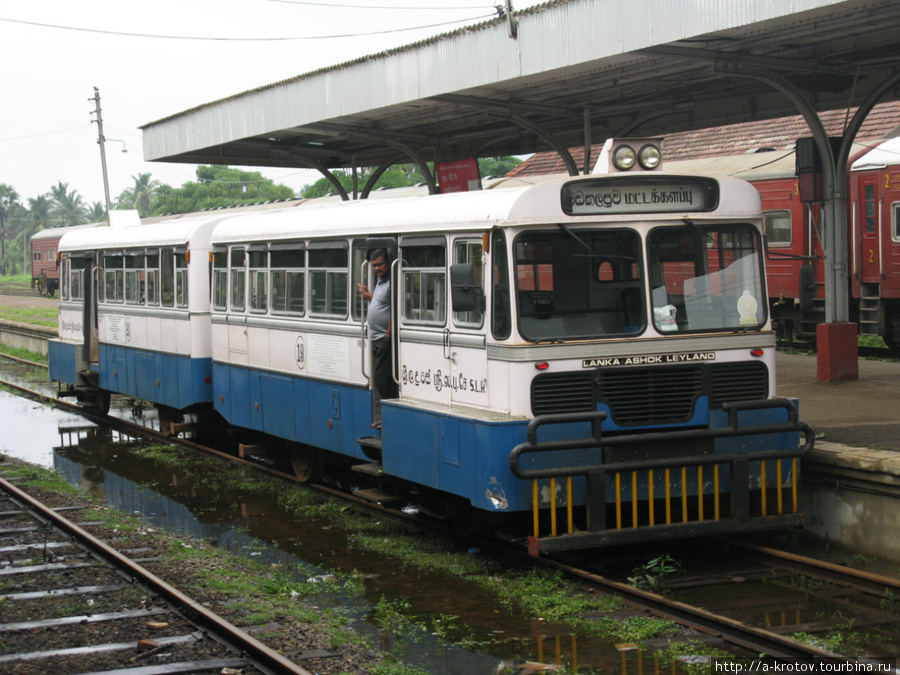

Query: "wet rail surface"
<box><xmin>0</xmin><ymin>470</ymin><xmax>313</xmax><ymax>675</ymax></box>
<box><xmin>1</xmin><ymin>355</ymin><xmax>899</xmax><ymax>666</ymax></box>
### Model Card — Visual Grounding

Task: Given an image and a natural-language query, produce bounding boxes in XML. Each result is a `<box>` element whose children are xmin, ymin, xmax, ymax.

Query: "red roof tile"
<box><xmin>507</xmin><ymin>100</ymin><xmax>900</xmax><ymax>177</ymax></box>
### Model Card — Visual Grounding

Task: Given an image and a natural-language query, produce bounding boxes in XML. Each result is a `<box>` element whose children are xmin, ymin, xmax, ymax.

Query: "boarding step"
<box><xmin>356</xmin><ymin>435</ymin><xmax>383</xmax><ymax>461</ymax></box>
<box><xmin>351</xmin><ymin>461</ymin><xmax>384</xmax><ymax>477</ymax></box>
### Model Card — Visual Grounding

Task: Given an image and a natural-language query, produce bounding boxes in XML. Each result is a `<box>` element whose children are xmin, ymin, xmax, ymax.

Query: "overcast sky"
<box><xmin>0</xmin><ymin>0</ymin><xmax>541</xmax><ymax>210</ymax></box>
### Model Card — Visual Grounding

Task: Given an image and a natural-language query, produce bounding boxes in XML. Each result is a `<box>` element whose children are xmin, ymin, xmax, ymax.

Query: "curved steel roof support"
<box><xmin>360</xmin><ymin>155</ymin><xmax>405</xmax><ymax>199</ymax></box>
<box><xmin>377</xmin><ymin>140</ymin><xmax>436</xmax><ymax>194</ymax></box>
<box><xmin>728</xmin><ymin>68</ymin><xmax>845</xmax><ymax>323</ymax></box>
<box><xmin>508</xmin><ymin>112</ymin><xmax>580</xmax><ymax>176</ymax></box>
<box><xmin>288</xmin><ymin>153</ymin><xmax>351</xmax><ymax>201</ymax></box>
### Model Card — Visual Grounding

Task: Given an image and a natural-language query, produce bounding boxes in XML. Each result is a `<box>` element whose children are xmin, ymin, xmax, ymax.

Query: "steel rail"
<box><xmin>0</xmin><ymin>474</ymin><xmax>314</xmax><ymax>675</ymax></box>
<box><xmin>722</xmin><ymin>538</ymin><xmax>900</xmax><ymax>599</ymax></box>
<box><xmin>0</xmin><ymin>372</ymin><xmax>881</xmax><ymax>663</ymax></box>
<box><xmin>546</xmin><ymin>557</ymin><xmax>842</xmax><ymax>660</ymax></box>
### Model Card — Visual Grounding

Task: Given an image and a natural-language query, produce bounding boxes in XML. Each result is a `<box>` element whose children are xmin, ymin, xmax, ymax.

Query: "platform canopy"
<box><xmin>141</xmin><ymin>0</ymin><xmax>900</xmax><ymax>180</ymax></box>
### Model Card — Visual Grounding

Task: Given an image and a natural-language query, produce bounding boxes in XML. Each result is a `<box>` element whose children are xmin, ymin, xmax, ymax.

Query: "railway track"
<box><xmin>1</xmin><ymin>356</ymin><xmax>898</xmax><ymax>665</ymax></box>
<box><xmin>0</xmin><ymin>469</ymin><xmax>314</xmax><ymax>675</ymax></box>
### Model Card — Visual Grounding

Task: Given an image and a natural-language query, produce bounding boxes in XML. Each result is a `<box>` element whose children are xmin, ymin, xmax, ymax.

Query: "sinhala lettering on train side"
<box><xmin>401</xmin><ymin>365</ymin><xmax>487</xmax><ymax>394</ymax></box>
<box><xmin>582</xmin><ymin>351</ymin><xmax>716</xmax><ymax>368</ymax></box>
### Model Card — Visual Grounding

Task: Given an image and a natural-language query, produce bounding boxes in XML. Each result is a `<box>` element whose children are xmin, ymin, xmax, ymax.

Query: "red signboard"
<box><xmin>437</xmin><ymin>159</ymin><xmax>482</xmax><ymax>193</ymax></box>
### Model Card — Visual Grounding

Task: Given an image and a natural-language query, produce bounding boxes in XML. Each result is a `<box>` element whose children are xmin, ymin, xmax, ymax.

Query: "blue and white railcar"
<box><xmin>49</xmin><ymin>212</ymin><xmax>237</xmax><ymax>422</ymax></box>
<box><xmin>209</xmin><ymin>138</ymin><xmax>813</xmax><ymax>553</ymax></box>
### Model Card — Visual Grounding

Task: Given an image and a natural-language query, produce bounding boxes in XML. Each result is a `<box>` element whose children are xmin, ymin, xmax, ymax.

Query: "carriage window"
<box><xmin>351</xmin><ymin>239</ymin><xmax>370</xmax><ymax>321</ymax></box>
<box><xmin>864</xmin><ymin>182</ymin><xmax>876</xmax><ymax>234</ymax></box>
<box><xmin>514</xmin><ymin>229</ymin><xmax>643</xmax><ymax>341</ymax></box>
<box><xmin>212</xmin><ymin>248</ymin><xmax>228</xmax><ymax>311</ymax></box>
<box><xmin>648</xmin><ymin>223</ymin><xmax>765</xmax><ymax>333</ymax></box>
<box><xmin>491</xmin><ymin>230</ymin><xmax>511</xmax><ymax>340</ymax></box>
<box><xmin>104</xmin><ymin>254</ymin><xmax>124</xmax><ymax>304</ymax></box>
<box><xmin>893</xmin><ymin>203</ymin><xmax>900</xmax><ymax>242</ymax></box>
<box><xmin>402</xmin><ymin>244</ymin><xmax>446</xmax><ymax>326</ymax></box>
<box><xmin>229</xmin><ymin>248</ymin><xmax>246</xmax><ymax>311</ymax></box>
<box><xmin>453</xmin><ymin>239</ymin><xmax>484</xmax><ymax>328</ymax></box>
<box><xmin>249</xmin><ymin>249</ymin><xmax>267</xmax><ymax>313</ymax></box>
<box><xmin>271</xmin><ymin>247</ymin><xmax>305</xmax><ymax>315</ymax></box>
<box><xmin>61</xmin><ymin>256</ymin><xmax>70</xmax><ymax>300</ymax></box>
<box><xmin>161</xmin><ymin>248</ymin><xmax>176</xmax><ymax>308</ymax></box>
<box><xmin>764</xmin><ymin>210</ymin><xmax>792</xmax><ymax>246</ymax></box>
<box><xmin>125</xmin><ymin>252</ymin><xmax>145</xmax><ymax>305</ymax></box>
<box><xmin>309</xmin><ymin>245</ymin><xmax>348</xmax><ymax>318</ymax></box>
<box><xmin>175</xmin><ymin>251</ymin><xmax>188</xmax><ymax>309</ymax></box>
<box><xmin>145</xmin><ymin>251</ymin><xmax>159</xmax><ymax>306</ymax></box>
<box><xmin>70</xmin><ymin>257</ymin><xmax>86</xmax><ymax>301</ymax></box>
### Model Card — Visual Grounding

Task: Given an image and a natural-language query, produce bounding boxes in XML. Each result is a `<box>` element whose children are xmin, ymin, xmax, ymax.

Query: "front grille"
<box><xmin>531</xmin><ymin>361</ymin><xmax>769</xmax><ymax>423</ymax></box>
<box><xmin>531</xmin><ymin>371</ymin><xmax>593</xmax><ymax>415</ymax></box>
<box><xmin>597</xmin><ymin>366</ymin><xmax>703</xmax><ymax>425</ymax></box>
<box><xmin>710</xmin><ymin>361</ymin><xmax>768</xmax><ymax>405</ymax></box>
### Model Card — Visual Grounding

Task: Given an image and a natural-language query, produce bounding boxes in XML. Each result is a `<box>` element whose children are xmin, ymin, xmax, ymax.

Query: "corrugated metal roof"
<box><xmin>141</xmin><ymin>0</ymin><xmax>900</xmax><ymax>178</ymax></box>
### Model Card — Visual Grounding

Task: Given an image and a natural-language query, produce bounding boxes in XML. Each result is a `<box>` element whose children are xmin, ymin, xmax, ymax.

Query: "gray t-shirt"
<box><xmin>367</xmin><ymin>276</ymin><xmax>391</xmax><ymax>340</ymax></box>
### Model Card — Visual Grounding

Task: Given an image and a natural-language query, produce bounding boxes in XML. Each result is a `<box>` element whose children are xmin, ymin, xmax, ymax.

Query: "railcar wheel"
<box><xmin>289</xmin><ymin>442</ymin><xmax>324</xmax><ymax>483</ymax></box>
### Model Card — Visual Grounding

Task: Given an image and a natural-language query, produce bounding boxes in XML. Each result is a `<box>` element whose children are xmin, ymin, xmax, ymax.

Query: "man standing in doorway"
<box><xmin>358</xmin><ymin>249</ymin><xmax>397</xmax><ymax>429</ymax></box>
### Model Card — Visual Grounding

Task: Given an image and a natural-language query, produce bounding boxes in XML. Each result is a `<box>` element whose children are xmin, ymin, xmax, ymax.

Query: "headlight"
<box><xmin>612</xmin><ymin>145</ymin><xmax>636</xmax><ymax>171</ymax></box>
<box><xmin>638</xmin><ymin>143</ymin><xmax>662</xmax><ymax>170</ymax></box>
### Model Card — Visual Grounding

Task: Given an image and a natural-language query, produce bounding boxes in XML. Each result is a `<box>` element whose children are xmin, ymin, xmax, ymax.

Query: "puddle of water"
<box><xmin>0</xmin><ymin>360</ymin><xmax>741</xmax><ymax>672</ymax></box>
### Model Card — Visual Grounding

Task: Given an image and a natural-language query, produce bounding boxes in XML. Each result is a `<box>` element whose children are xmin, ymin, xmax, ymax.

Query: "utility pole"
<box><xmin>90</xmin><ymin>87</ymin><xmax>112</xmax><ymax>225</ymax></box>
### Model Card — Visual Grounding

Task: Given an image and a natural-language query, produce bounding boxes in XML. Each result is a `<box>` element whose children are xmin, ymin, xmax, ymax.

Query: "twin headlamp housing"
<box><xmin>593</xmin><ymin>138</ymin><xmax>664</xmax><ymax>174</ymax></box>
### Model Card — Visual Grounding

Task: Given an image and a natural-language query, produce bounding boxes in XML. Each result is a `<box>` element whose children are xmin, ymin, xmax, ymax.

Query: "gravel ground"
<box><xmin>0</xmin><ymin>456</ymin><xmax>389</xmax><ymax>675</ymax></box>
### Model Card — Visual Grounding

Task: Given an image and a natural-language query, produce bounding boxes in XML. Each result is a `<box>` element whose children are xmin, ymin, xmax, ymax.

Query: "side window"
<box><xmin>125</xmin><ymin>251</ymin><xmax>144</xmax><ymax>305</ymax></box>
<box><xmin>161</xmin><ymin>248</ymin><xmax>176</xmax><ymax>308</ymax></box>
<box><xmin>175</xmin><ymin>250</ymin><xmax>188</xmax><ymax>309</ymax></box>
<box><xmin>212</xmin><ymin>248</ymin><xmax>228</xmax><ymax>311</ymax></box>
<box><xmin>309</xmin><ymin>244</ymin><xmax>348</xmax><ymax>318</ymax></box>
<box><xmin>764</xmin><ymin>210</ymin><xmax>792</xmax><ymax>246</ymax></box>
<box><xmin>351</xmin><ymin>239</ymin><xmax>369</xmax><ymax>321</ymax></box>
<box><xmin>230</xmin><ymin>248</ymin><xmax>246</xmax><ymax>312</ymax></box>
<box><xmin>70</xmin><ymin>257</ymin><xmax>85</xmax><ymax>301</ymax></box>
<box><xmin>104</xmin><ymin>253</ymin><xmax>124</xmax><ymax>303</ymax></box>
<box><xmin>453</xmin><ymin>238</ymin><xmax>484</xmax><ymax>328</ymax></box>
<box><xmin>864</xmin><ymin>182</ymin><xmax>876</xmax><ymax>234</ymax></box>
<box><xmin>271</xmin><ymin>246</ymin><xmax>305</xmax><ymax>315</ymax></box>
<box><xmin>249</xmin><ymin>249</ymin><xmax>267</xmax><ymax>313</ymax></box>
<box><xmin>491</xmin><ymin>230</ymin><xmax>511</xmax><ymax>340</ymax></box>
<box><xmin>60</xmin><ymin>256</ymin><xmax>70</xmax><ymax>300</ymax></box>
<box><xmin>893</xmin><ymin>203</ymin><xmax>900</xmax><ymax>242</ymax></box>
<box><xmin>402</xmin><ymin>243</ymin><xmax>446</xmax><ymax>325</ymax></box>
<box><xmin>146</xmin><ymin>250</ymin><xmax>160</xmax><ymax>306</ymax></box>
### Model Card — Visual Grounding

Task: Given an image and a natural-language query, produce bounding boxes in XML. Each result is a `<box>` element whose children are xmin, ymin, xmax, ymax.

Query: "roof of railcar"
<box><xmin>57</xmin><ymin>212</ymin><xmax>248</xmax><ymax>252</ymax></box>
<box><xmin>30</xmin><ymin>222</ymin><xmax>106</xmax><ymax>243</ymax></box>
<box><xmin>211</xmin><ymin>172</ymin><xmax>761</xmax><ymax>245</ymax></box>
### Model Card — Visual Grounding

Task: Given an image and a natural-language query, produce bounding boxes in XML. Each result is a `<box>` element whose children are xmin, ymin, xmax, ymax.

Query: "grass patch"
<box><xmin>0</xmin><ymin>305</ymin><xmax>59</xmax><ymax>327</ymax></box>
<box><xmin>0</xmin><ymin>463</ymin><xmax>83</xmax><ymax>496</ymax></box>
<box><xmin>0</xmin><ymin>343</ymin><xmax>47</xmax><ymax>364</ymax></box>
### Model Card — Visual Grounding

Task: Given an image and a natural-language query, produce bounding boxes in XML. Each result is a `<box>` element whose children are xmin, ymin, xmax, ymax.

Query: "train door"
<box><xmin>447</xmin><ymin>237</ymin><xmax>488</xmax><ymax>407</ymax></box>
<box><xmin>84</xmin><ymin>253</ymin><xmax>99</xmax><ymax>365</ymax></box>
<box><xmin>859</xmin><ymin>175</ymin><xmax>882</xmax><ymax>284</ymax></box>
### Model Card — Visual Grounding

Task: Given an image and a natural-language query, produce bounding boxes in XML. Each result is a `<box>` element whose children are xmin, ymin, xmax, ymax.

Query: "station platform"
<box><xmin>776</xmin><ymin>351</ymin><xmax>900</xmax><ymax>452</ymax></box>
<box><xmin>777</xmin><ymin>352</ymin><xmax>900</xmax><ymax>560</ymax></box>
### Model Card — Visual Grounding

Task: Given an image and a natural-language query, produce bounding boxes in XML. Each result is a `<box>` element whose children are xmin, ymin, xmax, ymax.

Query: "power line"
<box><xmin>0</xmin><ymin>13</ymin><xmax>495</xmax><ymax>41</ymax></box>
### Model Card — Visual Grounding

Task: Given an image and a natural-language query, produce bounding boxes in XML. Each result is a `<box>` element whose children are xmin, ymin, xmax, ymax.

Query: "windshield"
<box><xmin>647</xmin><ymin>222</ymin><xmax>765</xmax><ymax>333</ymax></box>
<box><xmin>514</xmin><ymin>228</ymin><xmax>644</xmax><ymax>341</ymax></box>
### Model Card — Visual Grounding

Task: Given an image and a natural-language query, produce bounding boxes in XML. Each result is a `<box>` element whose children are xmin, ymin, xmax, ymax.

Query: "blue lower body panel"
<box><xmin>212</xmin><ymin>362</ymin><xmax>374</xmax><ymax>461</ymax></box>
<box><xmin>48</xmin><ymin>339</ymin><xmax>79</xmax><ymax>385</ymax></box>
<box><xmin>99</xmin><ymin>344</ymin><xmax>212</xmax><ymax>410</ymax></box>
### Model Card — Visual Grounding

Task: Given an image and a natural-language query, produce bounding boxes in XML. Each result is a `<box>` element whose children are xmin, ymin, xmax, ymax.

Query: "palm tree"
<box><xmin>50</xmin><ymin>181</ymin><xmax>88</xmax><ymax>226</ymax></box>
<box><xmin>0</xmin><ymin>184</ymin><xmax>20</xmax><ymax>265</ymax></box>
<box><xmin>87</xmin><ymin>201</ymin><xmax>106</xmax><ymax>223</ymax></box>
<box><xmin>117</xmin><ymin>173</ymin><xmax>159</xmax><ymax>216</ymax></box>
